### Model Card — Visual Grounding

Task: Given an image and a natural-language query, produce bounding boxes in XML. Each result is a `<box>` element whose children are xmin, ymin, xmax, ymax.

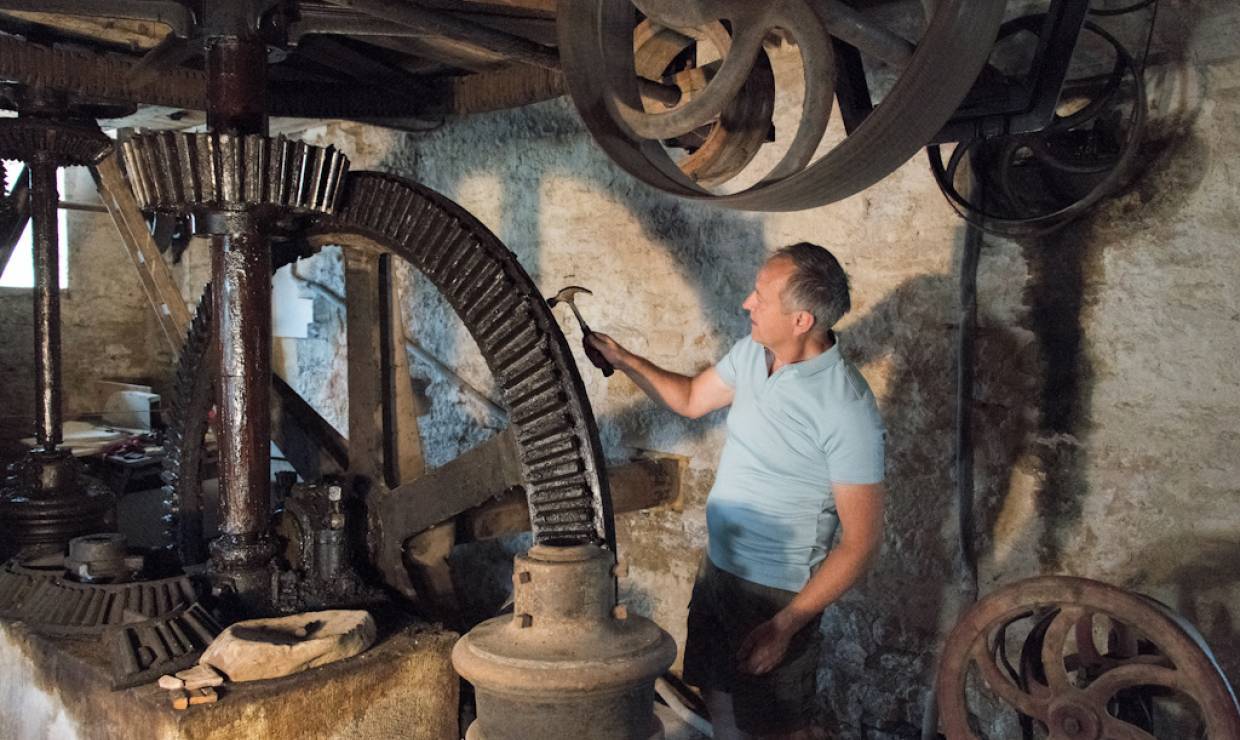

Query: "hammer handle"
<box><xmin>582</xmin><ymin>331</ymin><xmax>614</xmax><ymax>377</ymax></box>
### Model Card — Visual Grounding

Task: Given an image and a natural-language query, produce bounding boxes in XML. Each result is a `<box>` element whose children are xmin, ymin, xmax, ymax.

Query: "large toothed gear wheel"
<box><xmin>937</xmin><ymin>576</ymin><xmax>1240</xmax><ymax>740</ymax></box>
<box><xmin>0</xmin><ymin>118</ymin><xmax>111</xmax><ymax>166</ymax></box>
<box><xmin>120</xmin><ymin>131</ymin><xmax>349</xmax><ymax>217</ymax></box>
<box><xmin>558</xmin><ymin>0</ymin><xmax>1006</xmax><ymax>211</ymax></box>
<box><xmin>162</xmin><ymin>172</ymin><xmax>614</xmax><ymax>602</ymax></box>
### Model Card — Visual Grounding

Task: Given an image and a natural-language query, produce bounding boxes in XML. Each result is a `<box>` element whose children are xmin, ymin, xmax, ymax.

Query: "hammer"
<box><xmin>547</xmin><ymin>286</ymin><xmax>614</xmax><ymax>377</ymax></box>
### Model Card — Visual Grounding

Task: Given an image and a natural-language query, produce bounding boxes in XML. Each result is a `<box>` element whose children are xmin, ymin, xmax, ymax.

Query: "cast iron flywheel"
<box><xmin>557</xmin><ymin>0</ymin><xmax>1006</xmax><ymax>211</ymax></box>
<box><xmin>936</xmin><ymin>576</ymin><xmax>1240</xmax><ymax>739</ymax></box>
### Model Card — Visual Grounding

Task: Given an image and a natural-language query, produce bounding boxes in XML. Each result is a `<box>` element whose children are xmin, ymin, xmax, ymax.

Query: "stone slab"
<box><xmin>0</xmin><ymin>617</ymin><xmax>458</xmax><ymax>740</ymax></box>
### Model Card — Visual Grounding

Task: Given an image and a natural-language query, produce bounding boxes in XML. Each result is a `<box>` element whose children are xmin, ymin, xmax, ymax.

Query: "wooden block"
<box><xmin>170</xmin><ymin>689</ymin><xmax>189</xmax><ymax>711</ymax></box>
<box><xmin>188</xmin><ymin>687</ymin><xmax>218</xmax><ymax>706</ymax></box>
<box><xmin>174</xmin><ymin>663</ymin><xmax>224</xmax><ymax>690</ymax></box>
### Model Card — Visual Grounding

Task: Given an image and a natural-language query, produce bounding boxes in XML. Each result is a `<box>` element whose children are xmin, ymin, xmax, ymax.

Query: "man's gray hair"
<box><xmin>772</xmin><ymin>242</ymin><xmax>850</xmax><ymax>338</ymax></box>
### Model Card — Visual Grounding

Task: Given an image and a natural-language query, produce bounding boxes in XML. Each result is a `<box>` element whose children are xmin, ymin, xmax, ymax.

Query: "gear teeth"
<box><xmin>317</xmin><ymin>173</ymin><xmax>612</xmax><ymax>548</ymax></box>
<box><xmin>0</xmin><ymin>118</ymin><xmax>110</xmax><ymax>166</ymax></box>
<box><xmin>122</xmin><ymin>132</ymin><xmax>350</xmax><ymax>217</ymax></box>
<box><xmin>108</xmin><ymin>601</ymin><xmax>221</xmax><ymax>689</ymax></box>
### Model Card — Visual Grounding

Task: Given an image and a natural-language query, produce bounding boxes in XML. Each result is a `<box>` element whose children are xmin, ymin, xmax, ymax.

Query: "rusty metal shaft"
<box><xmin>204</xmin><ymin>30</ymin><xmax>275</xmax><ymax>600</ymax></box>
<box><xmin>210</xmin><ymin>226</ymin><xmax>272</xmax><ymax>562</ymax></box>
<box><xmin>30</xmin><ymin>156</ymin><xmax>61</xmax><ymax>450</ymax></box>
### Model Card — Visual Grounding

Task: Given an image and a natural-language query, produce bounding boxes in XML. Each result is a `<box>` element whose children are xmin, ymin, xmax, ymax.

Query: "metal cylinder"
<box><xmin>453</xmin><ymin>544</ymin><xmax>675</xmax><ymax>740</ymax></box>
<box><xmin>206</xmin><ymin>36</ymin><xmax>267</xmax><ymax>135</ymax></box>
<box><xmin>30</xmin><ymin>156</ymin><xmax>61</xmax><ymax>450</ymax></box>
<box><xmin>208</xmin><ymin>224</ymin><xmax>275</xmax><ymax>593</ymax></box>
<box><xmin>203</xmin><ymin>31</ymin><xmax>275</xmax><ymax>604</ymax></box>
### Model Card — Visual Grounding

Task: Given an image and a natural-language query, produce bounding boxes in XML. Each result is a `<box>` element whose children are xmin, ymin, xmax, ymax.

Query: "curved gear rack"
<box><xmin>0</xmin><ymin>558</ymin><xmax>196</xmax><ymax>637</ymax></box>
<box><xmin>309</xmin><ymin>173</ymin><xmax>614</xmax><ymax>547</ymax></box>
<box><xmin>937</xmin><ymin>576</ymin><xmax>1240</xmax><ymax>740</ymax></box>
<box><xmin>557</xmin><ymin>0</ymin><xmax>1006</xmax><ymax>211</ymax></box>
<box><xmin>162</xmin><ymin>171</ymin><xmax>614</xmax><ymax>600</ymax></box>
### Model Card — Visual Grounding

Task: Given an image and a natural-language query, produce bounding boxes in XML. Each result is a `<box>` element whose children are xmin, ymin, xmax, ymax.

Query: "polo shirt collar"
<box><xmin>790</xmin><ymin>332</ymin><xmax>842</xmax><ymax>377</ymax></box>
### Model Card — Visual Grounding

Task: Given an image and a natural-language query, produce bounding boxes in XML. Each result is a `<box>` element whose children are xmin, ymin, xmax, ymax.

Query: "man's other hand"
<box><xmin>588</xmin><ymin>333</ymin><xmax>631</xmax><ymax>370</ymax></box>
<box><xmin>737</xmin><ymin>617</ymin><xmax>796</xmax><ymax>675</ymax></box>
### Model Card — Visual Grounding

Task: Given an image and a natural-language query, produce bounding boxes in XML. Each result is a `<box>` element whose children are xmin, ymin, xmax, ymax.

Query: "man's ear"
<box><xmin>793</xmin><ymin>310</ymin><xmax>815</xmax><ymax>337</ymax></box>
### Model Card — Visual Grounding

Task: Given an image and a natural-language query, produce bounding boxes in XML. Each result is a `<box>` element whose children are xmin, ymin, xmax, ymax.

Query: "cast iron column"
<box><xmin>30</xmin><ymin>155</ymin><xmax>61</xmax><ymax>451</ymax></box>
<box><xmin>204</xmin><ymin>31</ymin><xmax>276</xmax><ymax>606</ymax></box>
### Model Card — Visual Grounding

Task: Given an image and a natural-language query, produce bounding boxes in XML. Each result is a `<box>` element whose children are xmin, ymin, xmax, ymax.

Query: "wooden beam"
<box><xmin>91</xmin><ymin>151</ymin><xmax>191</xmax><ymax>355</ymax></box>
<box><xmin>462</xmin><ymin>455</ymin><xmax>686</xmax><ymax>541</ymax></box>
<box><xmin>0</xmin><ymin>10</ymin><xmax>172</xmax><ymax>49</ymax></box>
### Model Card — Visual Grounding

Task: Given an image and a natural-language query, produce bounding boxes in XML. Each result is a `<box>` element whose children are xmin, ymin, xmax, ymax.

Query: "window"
<box><xmin>0</xmin><ymin>162</ymin><xmax>68</xmax><ymax>289</ymax></box>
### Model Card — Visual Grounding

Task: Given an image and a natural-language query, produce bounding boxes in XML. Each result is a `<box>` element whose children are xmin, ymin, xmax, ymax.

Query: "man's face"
<box><xmin>742</xmin><ymin>258</ymin><xmax>800</xmax><ymax>348</ymax></box>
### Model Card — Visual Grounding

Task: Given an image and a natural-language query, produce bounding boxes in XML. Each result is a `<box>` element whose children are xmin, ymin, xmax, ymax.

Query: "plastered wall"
<box><xmin>0</xmin><ymin>166</ymin><xmax>174</xmax><ymax>439</ymax></box>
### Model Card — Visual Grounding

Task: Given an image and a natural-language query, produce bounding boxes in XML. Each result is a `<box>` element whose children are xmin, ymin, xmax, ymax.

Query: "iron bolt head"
<box><xmin>613</xmin><ymin>604</ymin><xmax>628</xmax><ymax>620</ymax></box>
<box><xmin>327</xmin><ymin>485</ymin><xmax>343</xmax><ymax>502</ymax></box>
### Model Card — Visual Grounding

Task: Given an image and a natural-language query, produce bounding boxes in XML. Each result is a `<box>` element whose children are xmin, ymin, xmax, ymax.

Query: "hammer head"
<box><xmin>548</xmin><ymin>285</ymin><xmax>592</xmax><ymax>307</ymax></box>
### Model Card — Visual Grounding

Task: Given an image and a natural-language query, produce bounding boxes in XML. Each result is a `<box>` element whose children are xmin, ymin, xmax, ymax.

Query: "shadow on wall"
<box><xmin>818</xmin><ymin>231</ymin><xmax>1040</xmax><ymax>736</ymax></box>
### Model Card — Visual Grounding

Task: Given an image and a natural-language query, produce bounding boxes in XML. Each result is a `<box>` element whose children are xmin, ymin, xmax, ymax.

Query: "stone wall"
<box><xmin>0</xmin><ymin>166</ymin><xmax>174</xmax><ymax>440</ymax></box>
<box><xmin>276</xmin><ymin>6</ymin><xmax>1239</xmax><ymax>735</ymax></box>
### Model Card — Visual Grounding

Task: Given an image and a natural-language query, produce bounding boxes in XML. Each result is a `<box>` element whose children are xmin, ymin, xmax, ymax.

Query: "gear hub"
<box><xmin>453</xmin><ymin>544</ymin><xmax>675</xmax><ymax>740</ymax></box>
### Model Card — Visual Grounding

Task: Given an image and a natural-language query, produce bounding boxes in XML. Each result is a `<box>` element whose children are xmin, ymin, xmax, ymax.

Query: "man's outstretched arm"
<box><xmin>737</xmin><ymin>482</ymin><xmax>886</xmax><ymax>674</ymax></box>
<box><xmin>589</xmin><ymin>333</ymin><xmax>733</xmax><ymax>419</ymax></box>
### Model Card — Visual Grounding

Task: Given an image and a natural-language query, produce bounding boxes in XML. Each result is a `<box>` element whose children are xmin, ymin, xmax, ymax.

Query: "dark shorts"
<box><xmin>682</xmin><ymin>556</ymin><xmax>822</xmax><ymax>735</ymax></box>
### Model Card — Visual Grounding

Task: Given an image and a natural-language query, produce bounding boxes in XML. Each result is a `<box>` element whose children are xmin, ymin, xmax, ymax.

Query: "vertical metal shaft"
<box><xmin>204</xmin><ymin>30</ymin><xmax>275</xmax><ymax>602</ymax></box>
<box><xmin>30</xmin><ymin>156</ymin><xmax>61</xmax><ymax>450</ymax></box>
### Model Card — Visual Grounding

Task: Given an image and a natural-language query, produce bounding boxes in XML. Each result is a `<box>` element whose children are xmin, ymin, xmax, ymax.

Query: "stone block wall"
<box><xmin>0</xmin><ymin>166</ymin><xmax>174</xmax><ymax>440</ymax></box>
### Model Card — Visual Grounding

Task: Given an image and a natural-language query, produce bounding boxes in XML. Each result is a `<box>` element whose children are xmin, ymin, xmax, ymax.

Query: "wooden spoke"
<box><xmin>343</xmin><ymin>249</ymin><xmax>385</xmax><ymax>481</ymax></box>
<box><xmin>381</xmin><ymin>265</ymin><xmax>426</xmax><ymax>487</ymax></box>
<box><xmin>379</xmin><ymin>429</ymin><xmax>521</xmax><ymax>537</ymax></box>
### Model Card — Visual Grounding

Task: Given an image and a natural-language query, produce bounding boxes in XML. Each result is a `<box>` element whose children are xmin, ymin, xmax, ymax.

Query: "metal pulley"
<box><xmin>936</xmin><ymin>575</ymin><xmax>1240</xmax><ymax>739</ymax></box>
<box><xmin>557</xmin><ymin>0</ymin><xmax>1006</xmax><ymax>211</ymax></box>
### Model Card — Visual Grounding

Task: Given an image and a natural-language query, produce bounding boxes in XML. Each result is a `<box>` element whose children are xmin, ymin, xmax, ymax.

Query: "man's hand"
<box><xmin>585</xmin><ymin>332</ymin><xmax>733</xmax><ymax>418</ymax></box>
<box><xmin>737</xmin><ymin>614</ymin><xmax>799</xmax><ymax>675</ymax></box>
<box><xmin>587</xmin><ymin>332</ymin><xmax>632</xmax><ymax>371</ymax></box>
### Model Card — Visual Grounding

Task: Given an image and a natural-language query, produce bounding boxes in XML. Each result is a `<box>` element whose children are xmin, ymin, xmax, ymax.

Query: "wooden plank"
<box><xmin>343</xmin><ymin>249</ymin><xmax>384</xmax><ymax>480</ymax></box>
<box><xmin>382</xmin><ymin>261</ymin><xmax>427</xmax><ymax>486</ymax></box>
<box><xmin>462</xmin><ymin>456</ymin><xmax>684</xmax><ymax>540</ymax></box>
<box><xmin>91</xmin><ymin>152</ymin><xmax>191</xmax><ymax>356</ymax></box>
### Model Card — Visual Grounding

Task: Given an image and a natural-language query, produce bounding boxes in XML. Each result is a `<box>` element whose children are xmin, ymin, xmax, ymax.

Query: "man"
<box><xmin>589</xmin><ymin>243</ymin><xmax>886</xmax><ymax>739</ymax></box>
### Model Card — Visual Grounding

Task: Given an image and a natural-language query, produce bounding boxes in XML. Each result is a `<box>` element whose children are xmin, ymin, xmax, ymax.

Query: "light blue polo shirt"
<box><xmin>707</xmin><ymin>335</ymin><xmax>886</xmax><ymax>592</ymax></box>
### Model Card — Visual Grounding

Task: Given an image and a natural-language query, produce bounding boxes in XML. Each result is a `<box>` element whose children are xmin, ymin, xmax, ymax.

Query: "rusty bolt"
<box><xmin>517</xmin><ymin>613</ymin><xmax>533</xmax><ymax>628</ymax></box>
<box><xmin>518</xmin><ymin>570</ymin><xmax>531</xmax><ymax>584</ymax></box>
<box><xmin>613</xmin><ymin>604</ymin><xmax>628</xmax><ymax>620</ymax></box>
<box><xmin>612</xmin><ymin>560</ymin><xmax>629</xmax><ymax>579</ymax></box>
